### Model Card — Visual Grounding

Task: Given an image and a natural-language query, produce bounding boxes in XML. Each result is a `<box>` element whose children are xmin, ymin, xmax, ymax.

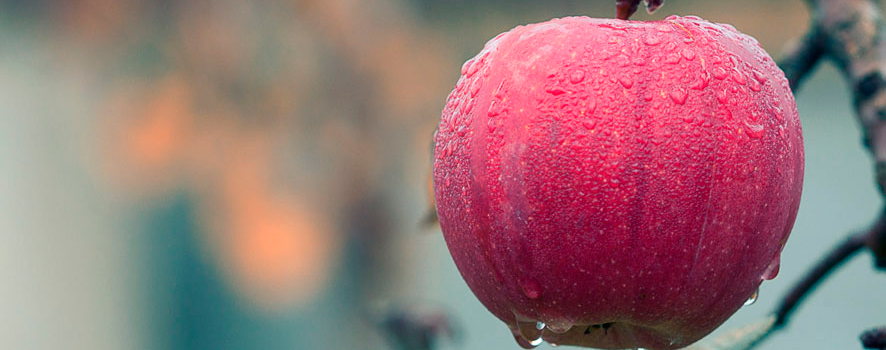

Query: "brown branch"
<box><xmin>862</xmin><ymin>326</ymin><xmax>886</xmax><ymax>350</ymax></box>
<box><xmin>790</xmin><ymin>0</ymin><xmax>886</xmax><ymax>196</ymax></box>
<box><xmin>778</xmin><ymin>28</ymin><xmax>825</xmax><ymax>91</ymax></box>
<box><xmin>861</xmin><ymin>326</ymin><xmax>886</xmax><ymax>349</ymax></box>
<box><xmin>732</xmin><ymin>215</ymin><xmax>885</xmax><ymax>350</ymax></box>
<box><xmin>772</xmin><ymin>229</ymin><xmax>869</xmax><ymax>329</ymax></box>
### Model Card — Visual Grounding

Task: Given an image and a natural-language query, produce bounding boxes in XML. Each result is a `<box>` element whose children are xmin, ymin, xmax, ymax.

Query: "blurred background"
<box><xmin>0</xmin><ymin>0</ymin><xmax>884</xmax><ymax>349</ymax></box>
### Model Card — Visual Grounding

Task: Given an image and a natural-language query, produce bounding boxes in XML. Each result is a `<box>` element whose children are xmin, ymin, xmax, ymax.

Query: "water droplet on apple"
<box><xmin>487</xmin><ymin>118</ymin><xmax>498</xmax><ymax>133</ymax></box>
<box><xmin>749</xmin><ymin>78</ymin><xmax>762</xmax><ymax>92</ymax></box>
<box><xmin>691</xmin><ymin>73</ymin><xmax>709</xmax><ymax>90</ymax></box>
<box><xmin>488</xmin><ymin>98</ymin><xmax>508</xmax><ymax>118</ymax></box>
<box><xmin>570</xmin><ymin>70</ymin><xmax>585</xmax><ymax>84</ymax></box>
<box><xmin>669</xmin><ymin>89</ymin><xmax>688</xmax><ymax>105</ymax></box>
<box><xmin>713</xmin><ymin>67</ymin><xmax>728</xmax><ymax>80</ymax></box>
<box><xmin>762</xmin><ymin>254</ymin><xmax>781</xmax><ymax>280</ymax></box>
<box><xmin>744</xmin><ymin>120</ymin><xmax>765</xmax><ymax>139</ymax></box>
<box><xmin>546</xmin><ymin>85</ymin><xmax>567</xmax><ymax>95</ymax></box>
<box><xmin>681</xmin><ymin>48</ymin><xmax>696</xmax><ymax>61</ymax></box>
<box><xmin>545</xmin><ymin>320</ymin><xmax>573</xmax><ymax>334</ymax></box>
<box><xmin>643</xmin><ymin>34</ymin><xmax>661</xmax><ymax>46</ymax></box>
<box><xmin>664</xmin><ymin>53</ymin><xmax>681</xmax><ymax>65</ymax></box>
<box><xmin>753</xmin><ymin>69</ymin><xmax>767</xmax><ymax>84</ymax></box>
<box><xmin>512</xmin><ymin>331</ymin><xmax>541</xmax><ymax>349</ymax></box>
<box><xmin>744</xmin><ymin>288</ymin><xmax>759</xmax><ymax>306</ymax></box>
<box><xmin>731</xmin><ymin>70</ymin><xmax>747</xmax><ymax>85</ymax></box>
<box><xmin>462</xmin><ymin>59</ymin><xmax>477</xmax><ymax>77</ymax></box>
<box><xmin>656</xmin><ymin>24</ymin><xmax>674</xmax><ymax>32</ymax></box>
<box><xmin>716</xmin><ymin>90</ymin><xmax>728</xmax><ymax>104</ymax></box>
<box><xmin>470</xmin><ymin>79</ymin><xmax>481</xmax><ymax>97</ymax></box>
<box><xmin>456</xmin><ymin>124</ymin><xmax>467</xmax><ymax>137</ymax></box>
<box><xmin>618</xmin><ymin>76</ymin><xmax>634</xmax><ymax>88</ymax></box>
<box><xmin>521</xmin><ymin>279</ymin><xmax>542</xmax><ymax>299</ymax></box>
<box><xmin>513</xmin><ymin>318</ymin><xmax>545</xmax><ymax>349</ymax></box>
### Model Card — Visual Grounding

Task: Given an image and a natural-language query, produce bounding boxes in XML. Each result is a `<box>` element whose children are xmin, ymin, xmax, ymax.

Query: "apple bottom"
<box><xmin>507</xmin><ymin>320</ymin><xmax>694</xmax><ymax>350</ymax></box>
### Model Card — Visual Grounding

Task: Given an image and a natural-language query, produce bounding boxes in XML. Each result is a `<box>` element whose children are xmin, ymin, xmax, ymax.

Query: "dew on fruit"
<box><xmin>762</xmin><ymin>254</ymin><xmax>781</xmax><ymax>280</ymax></box>
<box><xmin>512</xmin><ymin>331</ymin><xmax>542</xmax><ymax>349</ymax></box>
<box><xmin>690</xmin><ymin>73</ymin><xmax>709</xmax><ymax>90</ymax></box>
<box><xmin>643</xmin><ymin>34</ymin><xmax>661</xmax><ymax>46</ymax></box>
<box><xmin>749</xmin><ymin>78</ymin><xmax>762</xmax><ymax>92</ymax></box>
<box><xmin>753</xmin><ymin>69</ymin><xmax>767</xmax><ymax>84</ymax></box>
<box><xmin>681</xmin><ymin>48</ymin><xmax>696</xmax><ymax>61</ymax></box>
<box><xmin>545</xmin><ymin>320</ymin><xmax>573</xmax><ymax>334</ymax></box>
<box><xmin>731</xmin><ymin>70</ymin><xmax>747</xmax><ymax>85</ymax></box>
<box><xmin>462</xmin><ymin>59</ymin><xmax>477</xmax><ymax>77</ymax></box>
<box><xmin>470</xmin><ymin>79</ymin><xmax>481</xmax><ymax>97</ymax></box>
<box><xmin>521</xmin><ymin>278</ymin><xmax>542</xmax><ymax>299</ymax></box>
<box><xmin>713</xmin><ymin>67</ymin><xmax>728</xmax><ymax>80</ymax></box>
<box><xmin>656</xmin><ymin>24</ymin><xmax>674</xmax><ymax>33</ymax></box>
<box><xmin>618</xmin><ymin>76</ymin><xmax>634</xmax><ymax>88</ymax></box>
<box><xmin>664</xmin><ymin>53</ymin><xmax>681</xmax><ymax>65</ymax></box>
<box><xmin>513</xmin><ymin>318</ymin><xmax>545</xmax><ymax>349</ymax></box>
<box><xmin>669</xmin><ymin>89</ymin><xmax>688</xmax><ymax>105</ymax></box>
<box><xmin>487</xmin><ymin>103</ymin><xmax>500</xmax><ymax>118</ymax></box>
<box><xmin>716</xmin><ymin>90</ymin><xmax>728</xmax><ymax>104</ymax></box>
<box><xmin>547</xmin><ymin>85</ymin><xmax>567</xmax><ymax>95</ymax></box>
<box><xmin>586</xmin><ymin>98</ymin><xmax>597</xmax><ymax>113</ymax></box>
<box><xmin>744</xmin><ymin>120</ymin><xmax>765</xmax><ymax>139</ymax></box>
<box><xmin>570</xmin><ymin>70</ymin><xmax>586</xmax><ymax>84</ymax></box>
<box><xmin>744</xmin><ymin>288</ymin><xmax>759</xmax><ymax>306</ymax></box>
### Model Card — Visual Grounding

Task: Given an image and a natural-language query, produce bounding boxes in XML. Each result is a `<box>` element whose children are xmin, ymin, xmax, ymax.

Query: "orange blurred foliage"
<box><xmin>95</xmin><ymin>0</ymin><xmax>452</xmax><ymax>311</ymax></box>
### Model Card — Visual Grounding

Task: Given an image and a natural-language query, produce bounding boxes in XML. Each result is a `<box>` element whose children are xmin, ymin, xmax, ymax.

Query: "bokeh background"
<box><xmin>1</xmin><ymin>0</ymin><xmax>884</xmax><ymax>349</ymax></box>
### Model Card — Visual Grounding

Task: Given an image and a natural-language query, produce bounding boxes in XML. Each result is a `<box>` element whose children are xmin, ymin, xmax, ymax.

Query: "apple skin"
<box><xmin>432</xmin><ymin>16</ymin><xmax>803</xmax><ymax>349</ymax></box>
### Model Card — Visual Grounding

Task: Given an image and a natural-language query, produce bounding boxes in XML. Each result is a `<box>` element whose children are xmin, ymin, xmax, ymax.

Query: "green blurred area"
<box><xmin>0</xmin><ymin>1</ymin><xmax>883</xmax><ymax>349</ymax></box>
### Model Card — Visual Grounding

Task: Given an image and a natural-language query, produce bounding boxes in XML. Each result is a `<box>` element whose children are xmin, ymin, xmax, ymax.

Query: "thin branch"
<box><xmin>799</xmin><ymin>0</ymin><xmax>886</xmax><ymax>194</ymax></box>
<box><xmin>861</xmin><ymin>326</ymin><xmax>886</xmax><ymax>349</ymax></box>
<box><xmin>778</xmin><ymin>28</ymin><xmax>825</xmax><ymax>91</ymax></box>
<box><xmin>862</xmin><ymin>326</ymin><xmax>886</xmax><ymax>349</ymax></box>
<box><xmin>772</xmin><ymin>230</ymin><xmax>868</xmax><ymax>329</ymax></box>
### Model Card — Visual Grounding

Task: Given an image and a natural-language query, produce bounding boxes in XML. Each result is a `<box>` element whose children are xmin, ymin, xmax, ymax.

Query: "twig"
<box><xmin>779</xmin><ymin>0</ymin><xmax>886</xmax><ymax>198</ymax></box>
<box><xmin>772</xmin><ymin>230</ymin><xmax>869</xmax><ymax>329</ymax></box>
<box><xmin>861</xmin><ymin>326</ymin><xmax>886</xmax><ymax>349</ymax></box>
<box><xmin>768</xmin><ymin>0</ymin><xmax>886</xmax><ymax>336</ymax></box>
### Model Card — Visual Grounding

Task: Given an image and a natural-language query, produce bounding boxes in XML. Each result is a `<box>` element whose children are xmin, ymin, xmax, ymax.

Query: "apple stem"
<box><xmin>615</xmin><ymin>0</ymin><xmax>641</xmax><ymax>20</ymax></box>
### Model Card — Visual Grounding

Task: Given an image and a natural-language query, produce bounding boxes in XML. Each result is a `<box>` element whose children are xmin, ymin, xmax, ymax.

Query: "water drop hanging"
<box><xmin>744</xmin><ymin>289</ymin><xmax>759</xmax><ymax>306</ymax></box>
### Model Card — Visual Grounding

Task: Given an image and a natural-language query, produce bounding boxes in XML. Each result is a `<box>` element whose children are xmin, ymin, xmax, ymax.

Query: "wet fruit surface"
<box><xmin>433</xmin><ymin>16</ymin><xmax>804</xmax><ymax>349</ymax></box>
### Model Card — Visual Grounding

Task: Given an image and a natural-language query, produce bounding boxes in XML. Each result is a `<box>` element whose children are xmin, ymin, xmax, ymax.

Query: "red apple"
<box><xmin>433</xmin><ymin>16</ymin><xmax>803</xmax><ymax>349</ymax></box>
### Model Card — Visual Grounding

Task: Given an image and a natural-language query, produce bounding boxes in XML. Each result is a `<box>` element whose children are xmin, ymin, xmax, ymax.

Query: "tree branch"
<box><xmin>772</xmin><ymin>229</ymin><xmax>869</xmax><ymax>329</ymax></box>
<box><xmin>861</xmin><ymin>326</ymin><xmax>886</xmax><ymax>350</ymax></box>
